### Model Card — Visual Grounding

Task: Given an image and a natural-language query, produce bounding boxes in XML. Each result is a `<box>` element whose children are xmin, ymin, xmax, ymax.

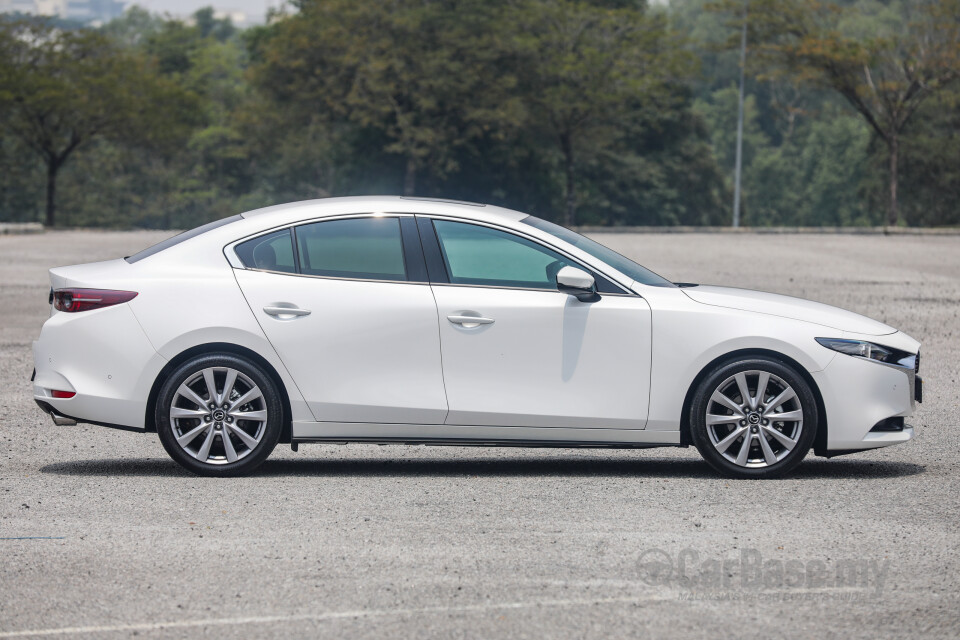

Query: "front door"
<box><xmin>233</xmin><ymin>215</ymin><xmax>448</xmax><ymax>424</ymax></box>
<box><xmin>425</xmin><ymin>218</ymin><xmax>652</xmax><ymax>429</ymax></box>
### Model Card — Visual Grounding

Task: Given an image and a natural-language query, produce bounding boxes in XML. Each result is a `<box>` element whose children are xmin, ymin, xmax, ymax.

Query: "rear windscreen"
<box><xmin>125</xmin><ymin>215</ymin><xmax>242</xmax><ymax>264</ymax></box>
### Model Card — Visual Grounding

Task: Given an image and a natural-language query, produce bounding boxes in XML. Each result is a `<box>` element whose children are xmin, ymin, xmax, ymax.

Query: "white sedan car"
<box><xmin>32</xmin><ymin>196</ymin><xmax>922</xmax><ymax>478</ymax></box>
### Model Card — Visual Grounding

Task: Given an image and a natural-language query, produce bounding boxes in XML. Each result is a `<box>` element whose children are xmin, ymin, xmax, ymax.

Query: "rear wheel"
<box><xmin>156</xmin><ymin>354</ymin><xmax>282</xmax><ymax>476</ymax></box>
<box><xmin>690</xmin><ymin>357</ymin><xmax>817</xmax><ymax>479</ymax></box>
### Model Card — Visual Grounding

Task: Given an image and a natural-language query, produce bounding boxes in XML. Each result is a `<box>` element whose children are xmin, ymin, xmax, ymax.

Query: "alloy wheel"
<box><xmin>705</xmin><ymin>369</ymin><xmax>804</xmax><ymax>468</ymax></box>
<box><xmin>169</xmin><ymin>366</ymin><xmax>268</xmax><ymax>465</ymax></box>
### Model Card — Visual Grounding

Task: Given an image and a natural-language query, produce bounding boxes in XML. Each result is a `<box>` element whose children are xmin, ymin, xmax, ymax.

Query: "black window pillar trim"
<box><xmin>288</xmin><ymin>227</ymin><xmax>302</xmax><ymax>274</ymax></box>
<box><xmin>399</xmin><ymin>217</ymin><xmax>429</xmax><ymax>283</ymax></box>
<box><xmin>415</xmin><ymin>216</ymin><xmax>450</xmax><ymax>283</ymax></box>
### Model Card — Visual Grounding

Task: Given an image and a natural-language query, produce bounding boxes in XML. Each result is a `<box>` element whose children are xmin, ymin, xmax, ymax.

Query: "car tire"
<box><xmin>156</xmin><ymin>353</ymin><xmax>283</xmax><ymax>477</ymax></box>
<box><xmin>689</xmin><ymin>356</ymin><xmax>818</xmax><ymax>479</ymax></box>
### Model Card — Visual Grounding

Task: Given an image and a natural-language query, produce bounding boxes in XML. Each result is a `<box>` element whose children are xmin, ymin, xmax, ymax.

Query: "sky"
<box><xmin>131</xmin><ymin>0</ymin><xmax>282</xmax><ymax>24</ymax></box>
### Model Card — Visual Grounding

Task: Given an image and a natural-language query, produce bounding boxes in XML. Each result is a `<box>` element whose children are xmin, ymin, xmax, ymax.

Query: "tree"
<box><xmin>99</xmin><ymin>5</ymin><xmax>164</xmax><ymax>47</ymax></box>
<box><xmin>250</xmin><ymin>0</ymin><xmax>520</xmax><ymax>196</ymax></box>
<box><xmin>193</xmin><ymin>7</ymin><xmax>236</xmax><ymax>42</ymax></box>
<box><xmin>0</xmin><ymin>18</ymin><xmax>195</xmax><ymax>226</ymax></box>
<box><xmin>508</xmin><ymin>0</ymin><xmax>696</xmax><ymax>225</ymax></box>
<box><xmin>897</xmin><ymin>86</ymin><xmax>960</xmax><ymax>226</ymax></box>
<box><xmin>733</xmin><ymin>0</ymin><xmax>960</xmax><ymax>226</ymax></box>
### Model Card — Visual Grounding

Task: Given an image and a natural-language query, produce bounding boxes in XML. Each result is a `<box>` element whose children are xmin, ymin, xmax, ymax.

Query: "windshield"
<box><xmin>521</xmin><ymin>216</ymin><xmax>675</xmax><ymax>288</ymax></box>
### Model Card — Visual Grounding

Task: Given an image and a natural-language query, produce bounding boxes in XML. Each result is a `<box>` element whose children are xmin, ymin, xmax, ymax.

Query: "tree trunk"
<box><xmin>403</xmin><ymin>157</ymin><xmax>416</xmax><ymax>196</ymax></box>
<box><xmin>887</xmin><ymin>134</ymin><xmax>899</xmax><ymax>228</ymax></box>
<box><xmin>45</xmin><ymin>159</ymin><xmax>59</xmax><ymax>228</ymax></box>
<box><xmin>560</xmin><ymin>132</ymin><xmax>575</xmax><ymax>227</ymax></box>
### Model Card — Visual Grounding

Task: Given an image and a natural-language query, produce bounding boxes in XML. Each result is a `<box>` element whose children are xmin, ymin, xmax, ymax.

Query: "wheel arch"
<box><xmin>145</xmin><ymin>342</ymin><xmax>293</xmax><ymax>444</ymax></box>
<box><xmin>678</xmin><ymin>348</ymin><xmax>827</xmax><ymax>453</ymax></box>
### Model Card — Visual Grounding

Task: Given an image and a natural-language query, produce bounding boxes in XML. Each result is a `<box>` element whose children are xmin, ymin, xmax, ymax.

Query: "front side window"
<box><xmin>521</xmin><ymin>216</ymin><xmax>675</xmax><ymax>287</ymax></box>
<box><xmin>432</xmin><ymin>220</ymin><xmax>575</xmax><ymax>290</ymax></box>
<box><xmin>235</xmin><ymin>229</ymin><xmax>297</xmax><ymax>274</ymax></box>
<box><xmin>296</xmin><ymin>217</ymin><xmax>407</xmax><ymax>281</ymax></box>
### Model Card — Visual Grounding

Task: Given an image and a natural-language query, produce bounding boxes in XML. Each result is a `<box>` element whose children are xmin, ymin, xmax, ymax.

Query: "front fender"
<box><xmin>642</xmin><ymin>287</ymin><xmax>835</xmax><ymax>431</ymax></box>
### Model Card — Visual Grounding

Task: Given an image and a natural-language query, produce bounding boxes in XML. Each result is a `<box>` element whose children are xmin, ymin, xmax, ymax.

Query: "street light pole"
<box><xmin>732</xmin><ymin>2</ymin><xmax>748</xmax><ymax>228</ymax></box>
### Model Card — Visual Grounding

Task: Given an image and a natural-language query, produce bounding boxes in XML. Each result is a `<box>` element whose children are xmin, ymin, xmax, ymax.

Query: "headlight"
<box><xmin>816</xmin><ymin>338</ymin><xmax>915</xmax><ymax>368</ymax></box>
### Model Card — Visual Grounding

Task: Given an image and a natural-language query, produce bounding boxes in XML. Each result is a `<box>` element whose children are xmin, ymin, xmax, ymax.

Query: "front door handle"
<box><xmin>447</xmin><ymin>314</ymin><xmax>495</xmax><ymax>327</ymax></box>
<box><xmin>263</xmin><ymin>305</ymin><xmax>311</xmax><ymax>319</ymax></box>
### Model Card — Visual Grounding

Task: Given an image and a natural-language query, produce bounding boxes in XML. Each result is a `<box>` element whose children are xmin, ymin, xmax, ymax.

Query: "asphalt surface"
<box><xmin>1</xmin><ymin>230</ymin><xmax>959</xmax><ymax>638</ymax></box>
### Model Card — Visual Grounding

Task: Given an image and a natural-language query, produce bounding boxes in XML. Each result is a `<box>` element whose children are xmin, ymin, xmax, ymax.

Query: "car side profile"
<box><xmin>32</xmin><ymin>196</ymin><xmax>922</xmax><ymax>478</ymax></box>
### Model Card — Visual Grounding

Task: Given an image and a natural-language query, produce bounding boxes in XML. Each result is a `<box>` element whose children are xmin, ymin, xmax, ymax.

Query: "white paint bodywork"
<box><xmin>33</xmin><ymin>196</ymin><xmax>921</xmax><ymax>455</ymax></box>
<box><xmin>431</xmin><ymin>285</ymin><xmax>651</xmax><ymax>429</ymax></box>
<box><xmin>234</xmin><ymin>268</ymin><xmax>448</xmax><ymax>425</ymax></box>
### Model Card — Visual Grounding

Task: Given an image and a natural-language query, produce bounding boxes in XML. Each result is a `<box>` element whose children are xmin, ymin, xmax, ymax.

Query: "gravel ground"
<box><xmin>1</xmin><ymin>230</ymin><xmax>959</xmax><ymax>639</ymax></box>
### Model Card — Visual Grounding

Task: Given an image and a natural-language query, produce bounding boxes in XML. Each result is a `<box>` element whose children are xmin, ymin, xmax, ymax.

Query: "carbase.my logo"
<box><xmin>637</xmin><ymin>547</ymin><xmax>889</xmax><ymax>595</ymax></box>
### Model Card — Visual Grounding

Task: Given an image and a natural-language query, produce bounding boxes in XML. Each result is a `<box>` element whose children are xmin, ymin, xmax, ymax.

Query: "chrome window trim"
<box><xmin>428</xmin><ymin>281</ymin><xmax>634</xmax><ymax>296</ymax></box>
<box><xmin>237</xmin><ymin>267</ymin><xmax>424</xmax><ymax>286</ymax></box>
<box><xmin>238</xmin><ymin>267</ymin><xmax>633</xmax><ymax>296</ymax></box>
<box><xmin>224</xmin><ymin>212</ymin><xmax>414</xmax><ymax>276</ymax></box>
<box><xmin>224</xmin><ymin>210</ymin><xmax>638</xmax><ymax>297</ymax></box>
<box><xmin>233</xmin><ymin>270</ymin><xmax>633</xmax><ymax>296</ymax></box>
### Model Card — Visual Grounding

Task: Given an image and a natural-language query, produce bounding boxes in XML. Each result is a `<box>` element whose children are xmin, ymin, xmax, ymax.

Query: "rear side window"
<box><xmin>235</xmin><ymin>229</ymin><xmax>296</xmax><ymax>274</ymax></box>
<box><xmin>295</xmin><ymin>217</ymin><xmax>407</xmax><ymax>281</ymax></box>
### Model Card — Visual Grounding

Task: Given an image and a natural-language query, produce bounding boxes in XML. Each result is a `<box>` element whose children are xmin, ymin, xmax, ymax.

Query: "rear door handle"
<box><xmin>447</xmin><ymin>314</ymin><xmax>495</xmax><ymax>327</ymax></box>
<box><xmin>263</xmin><ymin>305</ymin><xmax>311</xmax><ymax>318</ymax></box>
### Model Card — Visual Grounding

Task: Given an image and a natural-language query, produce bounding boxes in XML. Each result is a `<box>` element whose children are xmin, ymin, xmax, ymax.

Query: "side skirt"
<box><xmin>291</xmin><ymin>421</ymin><xmax>681</xmax><ymax>447</ymax></box>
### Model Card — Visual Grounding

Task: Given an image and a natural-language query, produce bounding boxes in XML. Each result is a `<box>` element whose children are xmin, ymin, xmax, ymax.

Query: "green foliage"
<box><xmin>0</xmin><ymin>16</ymin><xmax>197</xmax><ymax>225</ymax></box>
<box><xmin>898</xmin><ymin>89</ymin><xmax>960</xmax><ymax>227</ymax></box>
<box><xmin>250</xmin><ymin>0</ymin><xmax>524</xmax><ymax>196</ymax></box>
<box><xmin>504</xmin><ymin>1</ymin><xmax>700</xmax><ymax>225</ymax></box>
<box><xmin>1</xmin><ymin>1</ymin><xmax>959</xmax><ymax>228</ymax></box>
<box><xmin>248</xmin><ymin>0</ymin><xmax>719</xmax><ymax>226</ymax></box>
<box><xmin>720</xmin><ymin>0</ymin><xmax>960</xmax><ymax>225</ymax></box>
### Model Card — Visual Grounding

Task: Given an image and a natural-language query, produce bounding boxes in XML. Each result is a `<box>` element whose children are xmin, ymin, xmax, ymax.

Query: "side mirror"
<box><xmin>557</xmin><ymin>265</ymin><xmax>600</xmax><ymax>302</ymax></box>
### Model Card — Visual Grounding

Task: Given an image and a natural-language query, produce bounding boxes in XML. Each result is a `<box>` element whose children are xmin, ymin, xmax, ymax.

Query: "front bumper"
<box><xmin>812</xmin><ymin>348</ymin><xmax>919</xmax><ymax>452</ymax></box>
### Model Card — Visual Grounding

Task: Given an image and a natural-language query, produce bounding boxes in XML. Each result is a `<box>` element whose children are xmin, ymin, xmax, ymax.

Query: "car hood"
<box><xmin>681</xmin><ymin>285</ymin><xmax>897</xmax><ymax>336</ymax></box>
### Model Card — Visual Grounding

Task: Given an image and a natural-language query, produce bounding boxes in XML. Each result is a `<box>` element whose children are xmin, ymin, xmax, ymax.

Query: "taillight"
<box><xmin>51</xmin><ymin>390</ymin><xmax>76</xmax><ymax>399</ymax></box>
<box><xmin>52</xmin><ymin>289</ymin><xmax>137</xmax><ymax>313</ymax></box>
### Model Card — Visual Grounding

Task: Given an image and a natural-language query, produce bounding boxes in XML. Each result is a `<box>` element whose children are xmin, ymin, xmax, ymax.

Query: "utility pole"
<box><xmin>732</xmin><ymin>2</ymin><xmax>748</xmax><ymax>228</ymax></box>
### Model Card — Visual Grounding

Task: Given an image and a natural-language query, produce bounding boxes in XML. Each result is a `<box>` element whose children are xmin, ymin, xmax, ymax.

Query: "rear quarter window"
<box><xmin>234</xmin><ymin>229</ymin><xmax>297</xmax><ymax>274</ymax></box>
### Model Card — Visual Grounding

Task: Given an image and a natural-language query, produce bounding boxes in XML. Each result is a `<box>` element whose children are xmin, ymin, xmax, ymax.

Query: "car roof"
<box><xmin>127</xmin><ymin>195</ymin><xmax>641</xmax><ymax>291</ymax></box>
<box><xmin>239</xmin><ymin>196</ymin><xmax>527</xmax><ymax>225</ymax></box>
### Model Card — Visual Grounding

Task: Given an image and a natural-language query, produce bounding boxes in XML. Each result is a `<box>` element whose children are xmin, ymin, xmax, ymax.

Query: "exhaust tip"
<box><xmin>51</xmin><ymin>414</ymin><xmax>77</xmax><ymax>427</ymax></box>
<box><xmin>35</xmin><ymin>399</ymin><xmax>78</xmax><ymax>426</ymax></box>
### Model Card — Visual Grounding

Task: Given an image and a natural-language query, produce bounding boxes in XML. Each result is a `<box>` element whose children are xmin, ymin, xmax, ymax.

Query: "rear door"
<box><xmin>233</xmin><ymin>215</ymin><xmax>448</xmax><ymax>424</ymax></box>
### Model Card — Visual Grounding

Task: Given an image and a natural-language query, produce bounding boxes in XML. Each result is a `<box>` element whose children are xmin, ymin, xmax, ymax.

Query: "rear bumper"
<box><xmin>32</xmin><ymin>304</ymin><xmax>166</xmax><ymax>430</ymax></box>
<box><xmin>34</xmin><ymin>398</ymin><xmax>146</xmax><ymax>431</ymax></box>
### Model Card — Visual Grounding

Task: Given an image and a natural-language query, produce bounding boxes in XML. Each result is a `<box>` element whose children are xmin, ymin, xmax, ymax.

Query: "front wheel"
<box><xmin>690</xmin><ymin>357</ymin><xmax>818</xmax><ymax>479</ymax></box>
<box><xmin>156</xmin><ymin>354</ymin><xmax>282</xmax><ymax>476</ymax></box>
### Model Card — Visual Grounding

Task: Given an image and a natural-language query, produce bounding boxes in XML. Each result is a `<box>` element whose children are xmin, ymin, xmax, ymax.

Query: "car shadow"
<box><xmin>40</xmin><ymin>455</ymin><xmax>926</xmax><ymax>480</ymax></box>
